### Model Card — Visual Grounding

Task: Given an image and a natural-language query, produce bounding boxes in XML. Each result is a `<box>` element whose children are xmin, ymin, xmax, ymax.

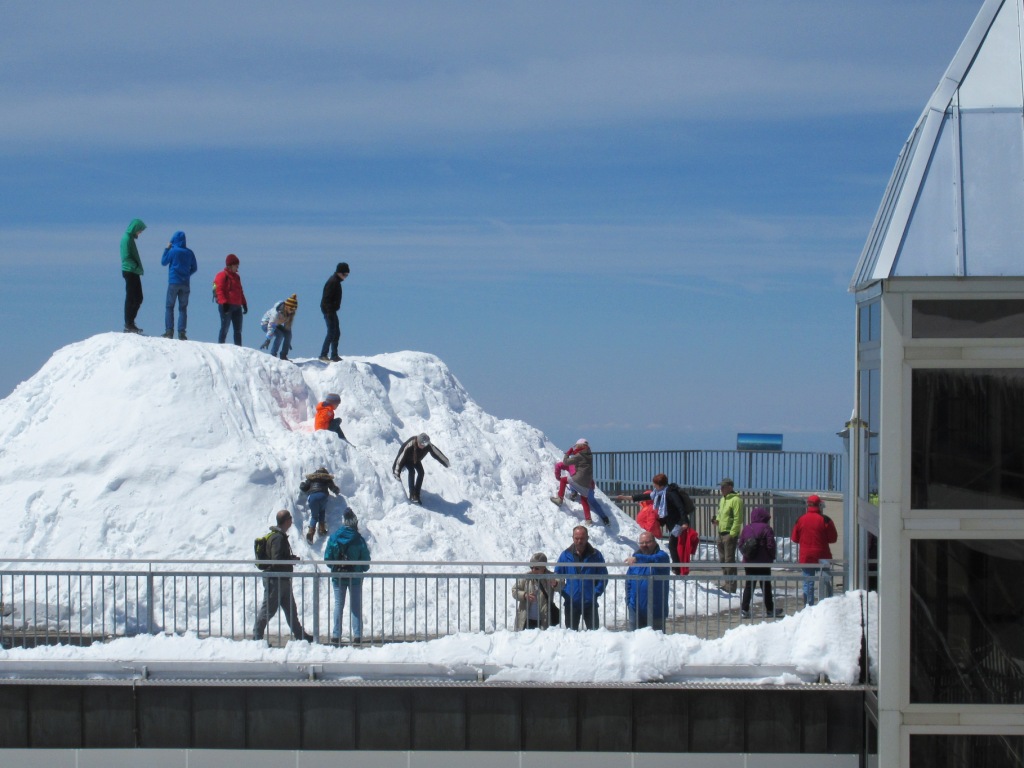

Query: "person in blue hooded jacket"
<box><xmin>324</xmin><ymin>508</ymin><xmax>371</xmax><ymax>644</ymax></box>
<box><xmin>625</xmin><ymin>531</ymin><xmax>671</xmax><ymax>631</ymax></box>
<box><xmin>160</xmin><ymin>231</ymin><xmax>198</xmax><ymax>340</ymax></box>
<box><xmin>555</xmin><ymin>525</ymin><xmax>608</xmax><ymax>630</ymax></box>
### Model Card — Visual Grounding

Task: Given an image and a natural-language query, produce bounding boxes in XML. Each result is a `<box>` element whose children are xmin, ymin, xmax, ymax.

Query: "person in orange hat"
<box><xmin>791</xmin><ymin>494</ymin><xmax>838</xmax><ymax>606</ymax></box>
<box><xmin>259</xmin><ymin>294</ymin><xmax>298</xmax><ymax>360</ymax></box>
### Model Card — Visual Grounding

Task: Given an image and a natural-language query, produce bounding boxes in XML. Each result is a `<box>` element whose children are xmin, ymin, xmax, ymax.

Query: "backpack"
<box><xmin>254</xmin><ymin>530</ymin><xmax>276</xmax><ymax>570</ymax></box>
<box><xmin>325</xmin><ymin>536</ymin><xmax>353</xmax><ymax>573</ymax></box>
<box><xmin>739</xmin><ymin>534</ymin><xmax>762</xmax><ymax>560</ymax></box>
<box><xmin>668</xmin><ymin>484</ymin><xmax>696</xmax><ymax>520</ymax></box>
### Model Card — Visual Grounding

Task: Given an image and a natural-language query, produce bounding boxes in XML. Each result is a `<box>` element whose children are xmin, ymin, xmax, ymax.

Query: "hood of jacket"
<box><xmin>750</xmin><ymin>507</ymin><xmax>771</xmax><ymax>525</ymax></box>
<box><xmin>126</xmin><ymin>219</ymin><xmax>146</xmax><ymax>237</ymax></box>
<box><xmin>170</xmin><ymin>230</ymin><xmax>186</xmax><ymax>247</ymax></box>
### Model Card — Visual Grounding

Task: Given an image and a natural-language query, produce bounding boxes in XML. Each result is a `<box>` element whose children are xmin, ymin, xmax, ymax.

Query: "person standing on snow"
<box><xmin>259</xmin><ymin>294</ymin><xmax>298</xmax><ymax>360</ymax></box>
<box><xmin>299</xmin><ymin>465</ymin><xmax>340</xmax><ymax>543</ymax></box>
<box><xmin>315</xmin><ymin>393</ymin><xmax>346</xmax><ymax>440</ymax></box>
<box><xmin>324</xmin><ymin>508</ymin><xmax>371</xmax><ymax>645</ymax></box>
<box><xmin>214</xmin><ymin>254</ymin><xmax>247</xmax><ymax>345</ymax></box>
<box><xmin>252</xmin><ymin>509</ymin><xmax>314</xmax><ymax>643</ymax></box>
<box><xmin>120</xmin><ymin>218</ymin><xmax>146</xmax><ymax>334</ymax></box>
<box><xmin>319</xmin><ymin>262</ymin><xmax>349</xmax><ymax>363</ymax></box>
<box><xmin>550</xmin><ymin>439</ymin><xmax>610</xmax><ymax>526</ymax></box>
<box><xmin>392</xmin><ymin>433</ymin><xmax>450</xmax><ymax>504</ymax></box>
<box><xmin>555</xmin><ymin>525</ymin><xmax>608</xmax><ymax>630</ymax></box>
<box><xmin>160</xmin><ymin>230</ymin><xmax>198</xmax><ymax>340</ymax></box>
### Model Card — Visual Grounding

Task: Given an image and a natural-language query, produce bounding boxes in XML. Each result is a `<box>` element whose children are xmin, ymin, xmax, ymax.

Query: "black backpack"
<box><xmin>254</xmin><ymin>530</ymin><xmax>276</xmax><ymax>570</ymax></box>
<box><xmin>740</xmin><ymin>534</ymin><xmax>762</xmax><ymax>559</ymax></box>
<box><xmin>668</xmin><ymin>484</ymin><xmax>696</xmax><ymax>521</ymax></box>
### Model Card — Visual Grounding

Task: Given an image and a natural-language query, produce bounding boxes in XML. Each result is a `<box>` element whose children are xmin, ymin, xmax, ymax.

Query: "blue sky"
<box><xmin>0</xmin><ymin>1</ymin><xmax>982</xmax><ymax>452</ymax></box>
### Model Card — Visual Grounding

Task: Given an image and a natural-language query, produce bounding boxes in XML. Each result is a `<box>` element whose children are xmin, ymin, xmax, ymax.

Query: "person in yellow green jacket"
<box><xmin>712</xmin><ymin>477</ymin><xmax>744</xmax><ymax>593</ymax></box>
<box><xmin>120</xmin><ymin>218</ymin><xmax>146</xmax><ymax>333</ymax></box>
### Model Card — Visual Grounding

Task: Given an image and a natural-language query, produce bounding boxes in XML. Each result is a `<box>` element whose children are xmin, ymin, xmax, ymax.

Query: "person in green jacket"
<box><xmin>120</xmin><ymin>218</ymin><xmax>147</xmax><ymax>333</ymax></box>
<box><xmin>712</xmin><ymin>477</ymin><xmax>744</xmax><ymax>593</ymax></box>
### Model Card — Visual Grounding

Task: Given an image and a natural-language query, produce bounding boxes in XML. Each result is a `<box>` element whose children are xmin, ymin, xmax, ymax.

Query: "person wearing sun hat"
<box><xmin>259</xmin><ymin>294</ymin><xmax>298</xmax><ymax>360</ymax></box>
<box><xmin>214</xmin><ymin>253</ymin><xmax>248</xmax><ymax>345</ymax></box>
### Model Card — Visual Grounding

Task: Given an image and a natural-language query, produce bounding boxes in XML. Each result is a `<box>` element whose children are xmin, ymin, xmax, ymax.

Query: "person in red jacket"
<box><xmin>676</xmin><ymin>523</ymin><xmax>700</xmax><ymax>576</ymax></box>
<box><xmin>214</xmin><ymin>253</ymin><xmax>248</xmax><ymax>345</ymax></box>
<box><xmin>314</xmin><ymin>393</ymin><xmax>345</xmax><ymax>440</ymax></box>
<box><xmin>791</xmin><ymin>494</ymin><xmax>838</xmax><ymax>606</ymax></box>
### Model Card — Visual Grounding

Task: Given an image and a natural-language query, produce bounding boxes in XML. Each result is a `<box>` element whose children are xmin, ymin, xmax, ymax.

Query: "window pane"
<box><xmin>910</xmin><ymin>539</ymin><xmax>1024</xmax><ymax>705</ymax></box>
<box><xmin>911</xmin><ymin>734</ymin><xmax>1024</xmax><ymax>767</ymax></box>
<box><xmin>912</xmin><ymin>369</ymin><xmax>1024</xmax><ymax>509</ymax></box>
<box><xmin>913</xmin><ymin>299</ymin><xmax>1024</xmax><ymax>338</ymax></box>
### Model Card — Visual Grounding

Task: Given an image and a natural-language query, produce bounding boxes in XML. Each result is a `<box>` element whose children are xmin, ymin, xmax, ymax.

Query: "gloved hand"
<box><xmin>242</xmin><ymin>303</ymin><xmax>248</xmax><ymax>315</ymax></box>
<box><xmin>393</xmin><ymin>470</ymin><xmax>401</xmax><ymax>481</ymax></box>
<box><xmin>259</xmin><ymin>339</ymin><xmax>270</xmax><ymax>350</ymax></box>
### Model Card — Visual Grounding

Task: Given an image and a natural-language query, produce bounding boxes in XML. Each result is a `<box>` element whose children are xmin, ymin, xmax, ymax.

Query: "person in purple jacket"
<box><xmin>737</xmin><ymin>506</ymin><xmax>784</xmax><ymax>619</ymax></box>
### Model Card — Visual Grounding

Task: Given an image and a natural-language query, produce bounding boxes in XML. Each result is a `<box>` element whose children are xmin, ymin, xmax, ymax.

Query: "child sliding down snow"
<box><xmin>550</xmin><ymin>439</ymin><xmax>610</xmax><ymax>526</ymax></box>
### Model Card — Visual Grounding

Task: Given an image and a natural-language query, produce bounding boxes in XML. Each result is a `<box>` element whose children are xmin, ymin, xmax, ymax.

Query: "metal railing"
<box><xmin>594</xmin><ymin>449</ymin><xmax>845</xmax><ymax>493</ymax></box>
<box><xmin>0</xmin><ymin>559</ymin><xmax>838</xmax><ymax>648</ymax></box>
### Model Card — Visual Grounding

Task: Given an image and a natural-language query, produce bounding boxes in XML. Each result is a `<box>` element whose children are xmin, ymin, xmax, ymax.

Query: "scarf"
<box><xmin>650</xmin><ymin>487</ymin><xmax>667</xmax><ymax>519</ymax></box>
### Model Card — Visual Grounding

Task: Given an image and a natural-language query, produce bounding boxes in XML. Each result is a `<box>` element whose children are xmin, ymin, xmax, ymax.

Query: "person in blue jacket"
<box><xmin>160</xmin><ymin>231</ymin><xmax>198</xmax><ymax>340</ymax></box>
<box><xmin>324</xmin><ymin>508</ymin><xmax>371</xmax><ymax>644</ymax></box>
<box><xmin>555</xmin><ymin>525</ymin><xmax>608</xmax><ymax>630</ymax></box>
<box><xmin>625</xmin><ymin>531</ymin><xmax>671</xmax><ymax>631</ymax></box>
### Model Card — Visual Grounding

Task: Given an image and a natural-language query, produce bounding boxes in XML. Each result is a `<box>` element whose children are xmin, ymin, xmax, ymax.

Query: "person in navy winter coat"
<box><xmin>737</xmin><ymin>506</ymin><xmax>783</xmax><ymax>619</ymax></box>
<box><xmin>555</xmin><ymin>525</ymin><xmax>608</xmax><ymax>630</ymax></box>
<box><xmin>625</xmin><ymin>531</ymin><xmax>671</xmax><ymax>631</ymax></box>
<box><xmin>160</xmin><ymin>230</ymin><xmax>198</xmax><ymax>340</ymax></box>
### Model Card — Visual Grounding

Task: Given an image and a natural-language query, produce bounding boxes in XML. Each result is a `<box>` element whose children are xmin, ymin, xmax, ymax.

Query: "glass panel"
<box><xmin>859</xmin><ymin>300</ymin><xmax>881</xmax><ymax>344</ymax></box>
<box><xmin>912</xmin><ymin>369</ymin><xmax>1024</xmax><ymax>509</ymax></box>
<box><xmin>911</xmin><ymin>734</ymin><xmax>1024</xmax><ymax>767</ymax></box>
<box><xmin>910</xmin><ymin>539</ymin><xmax>1024</xmax><ymax>704</ymax></box>
<box><xmin>913</xmin><ymin>299</ymin><xmax>1024</xmax><ymax>338</ymax></box>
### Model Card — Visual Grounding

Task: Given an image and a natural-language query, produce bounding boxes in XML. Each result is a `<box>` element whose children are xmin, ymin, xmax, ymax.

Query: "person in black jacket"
<box><xmin>392</xmin><ymin>433</ymin><xmax>450</xmax><ymax>504</ymax></box>
<box><xmin>318</xmin><ymin>262</ymin><xmax>349</xmax><ymax>363</ymax></box>
<box><xmin>253</xmin><ymin>510</ymin><xmax>314</xmax><ymax>642</ymax></box>
<box><xmin>299</xmin><ymin>466</ymin><xmax>341</xmax><ymax>542</ymax></box>
<box><xmin>616</xmin><ymin>473</ymin><xmax>694</xmax><ymax>575</ymax></box>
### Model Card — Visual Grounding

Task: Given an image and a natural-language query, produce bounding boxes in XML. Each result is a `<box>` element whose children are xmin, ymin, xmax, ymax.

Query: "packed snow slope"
<box><xmin>0</xmin><ymin>333</ymin><xmax>637</xmax><ymax>565</ymax></box>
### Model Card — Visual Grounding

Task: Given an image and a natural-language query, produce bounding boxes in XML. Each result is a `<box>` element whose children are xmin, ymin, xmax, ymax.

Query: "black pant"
<box><xmin>218</xmin><ymin>304</ymin><xmax>243</xmax><ymax>345</ymax></box>
<box><xmin>564</xmin><ymin>601</ymin><xmax>599</xmax><ymax>630</ymax></box>
<box><xmin>740</xmin><ymin>567</ymin><xmax>774</xmax><ymax>612</ymax></box>
<box><xmin>327</xmin><ymin>418</ymin><xmax>346</xmax><ymax>441</ymax></box>
<box><xmin>321</xmin><ymin>311</ymin><xmax>340</xmax><ymax>357</ymax></box>
<box><xmin>403</xmin><ymin>462</ymin><xmax>424</xmax><ymax>498</ymax></box>
<box><xmin>253</xmin><ymin>574</ymin><xmax>306</xmax><ymax>640</ymax></box>
<box><xmin>123</xmin><ymin>271</ymin><xmax>143</xmax><ymax>327</ymax></box>
<box><xmin>667</xmin><ymin>533</ymin><xmax>681</xmax><ymax>571</ymax></box>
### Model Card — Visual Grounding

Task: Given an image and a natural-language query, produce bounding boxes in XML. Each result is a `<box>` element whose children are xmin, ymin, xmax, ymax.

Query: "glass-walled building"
<box><xmin>850</xmin><ymin>0</ymin><xmax>1024</xmax><ymax>764</ymax></box>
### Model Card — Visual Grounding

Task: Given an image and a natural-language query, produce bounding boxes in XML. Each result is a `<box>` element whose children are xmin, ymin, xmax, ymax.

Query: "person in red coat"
<box><xmin>791</xmin><ymin>494</ymin><xmax>838</xmax><ymax>606</ymax></box>
<box><xmin>676</xmin><ymin>524</ymin><xmax>700</xmax><ymax>576</ymax></box>
<box><xmin>214</xmin><ymin>253</ymin><xmax>248</xmax><ymax>345</ymax></box>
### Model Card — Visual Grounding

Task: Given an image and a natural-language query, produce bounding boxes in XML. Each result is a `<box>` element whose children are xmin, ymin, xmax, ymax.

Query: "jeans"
<box><xmin>403</xmin><ymin>463</ymin><xmax>424</xmax><ymax>499</ymax></box>
<box><xmin>802</xmin><ymin>560</ymin><xmax>834</xmax><ymax>606</ymax></box>
<box><xmin>270</xmin><ymin>327</ymin><xmax>292</xmax><ymax>357</ymax></box>
<box><xmin>627</xmin><ymin>606</ymin><xmax>665</xmax><ymax>632</ymax></box>
<box><xmin>321</xmin><ymin>311</ymin><xmax>340</xmax><ymax>357</ymax></box>
<box><xmin>218</xmin><ymin>304</ymin><xmax>243</xmax><ymax>345</ymax></box>
<box><xmin>307</xmin><ymin>492</ymin><xmax>328</xmax><ymax>528</ymax></box>
<box><xmin>332</xmin><ymin>577</ymin><xmax>363</xmax><ymax>640</ymax></box>
<box><xmin>741</xmin><ymin>567</ymin><xmax>774</xmax><ymax>613</ymax></box>
<box><xmin>165</xmin><ymin>284</ymin><xmax>191</xmax><ymax>332</ymax></box>
<box><xmin>564</xmin><ymin>600</ymin><xmax>599</xmax><ymax>630</ymax></box>
<box><xmin>253</xmin><ymin>574</ymin><xmax>307</xmax><ymax>640</ymax></box>
<box><xmin>123</xmin><ymin>271</ymin><xmax>143</xmax><ymax>327</ymax></box>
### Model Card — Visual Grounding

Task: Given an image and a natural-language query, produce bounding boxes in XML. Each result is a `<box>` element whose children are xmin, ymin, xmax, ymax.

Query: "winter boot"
<box><xmin>329</xmin><ymin>355</ymin><xmax>342</xmax><ymax>362</ymax></box>
<box><xmin>178</xmin><ymin>331</ymin><xmax>187</xmax><ymax>341</ymax></box>
<box><xmin>317</xmin><ymin>522</ymin><xmax>328</xmax><ymax>537</ymax></box>
<box><xmin>306</xmin><ymin>527</ymin><xmax>315</xmax><ymax>543</ymax></box>
<box><xmin>279</xmin><ymin>352</ymin><xmax>289</xmax><ymax>361</ymax></box>
<box><xmin>161</xmin><ymin>330</ymin><xmax>173</xmax><ymax>339</ymax></box>
<box><xmin>318</xmin><ymin>355</ymin><xmax>330</xmax><ymax>363</ymax></box>
<box><xmin>549</xmin><ymin>496</ymin><xmax>564</xmax><ymax>506</ymax></box>
<box><xmin>124</xmin><ymin>325</ymin><xmax>143</xmax><ymax>334</ymax></box>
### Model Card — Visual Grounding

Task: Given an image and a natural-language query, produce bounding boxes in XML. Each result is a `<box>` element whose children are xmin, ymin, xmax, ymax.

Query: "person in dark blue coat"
<box><xmin>625</xmin><ymin>531</ymin><xmax>671</xmax><ymax>631</ymax></box>
<box><xmin>737</xmin><ymin>506</ymin><xmax>784</xmax><ymax>619</ymax></box>
<box><xmin>159</xmin><ymin>230</ymin><xmax>198</xmax><ymax>340</ymax></box>
<box><xmin>555</xmin><ymin>525</ymin><xmax>608</xmax><ymax>630</ymax></box>
<box><xmin>324</xmin><ymin>508</ymin><xmax>371</xmax><ymax>644</ymax></box>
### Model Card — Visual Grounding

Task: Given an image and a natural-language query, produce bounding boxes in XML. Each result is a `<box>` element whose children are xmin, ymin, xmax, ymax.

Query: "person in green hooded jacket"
<box><xmin>120</xmin><ymin>218</ymin><xmax>146</xmax><ymax>333</ymax></box>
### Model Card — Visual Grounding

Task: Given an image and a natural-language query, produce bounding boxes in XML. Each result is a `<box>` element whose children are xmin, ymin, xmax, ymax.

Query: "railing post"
<box><xmin>311</xmin><ymin>570</ymin><xmax>320</xmax><ymax>641</ymax></box>
<box><xmin>478</xmin><ymin>565</ymin><xmax>486</xmax><ymax>633</ymax></box>
<box><xmin>146</xmin><ymin>565</ymin><xmax>155</xmax><ymax>635</ymax></box>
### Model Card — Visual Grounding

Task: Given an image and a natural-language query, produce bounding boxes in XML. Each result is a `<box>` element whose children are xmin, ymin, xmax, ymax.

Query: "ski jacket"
<box><xmin>261</xmin><ymin>301</ymin><xmax>296</xmax><ymax>338</ymax></box>
<box><xmin>120</xmin><ymin>219</ymin><xmax>146</xmax><ymax>275</ymax></box>
<box><xmin>676</xmin><ymin>527</ymin><xmax>700</xmax><ymax>575</ymax></box>
<box><xmin>214</xmin><ymin>268</ymin><xmax>246</xmax><ymax>306</ymax></box>
<box><xmin>625</xmin><ymin>547</ymin><xmax>671</xmax><ymax>618</ymax></box>
<box><xmin>791</xmin><ymin>509</ymin><xmax>837</xmax><ymax>563</ymax></box>
<box><xmin>392</xmin><ymin>436</ymin><xmax>451</xmax><ymax>473</ymax></box>
<box><xmin>716</xmin><ymin>492</ymin><xmax>744</xmax><ymax>537</ymax></box>
<box><xmin>738</xmin><ymin>507</ymin><xmax>778</xmax><ymax>564</ymax></box>
<box><xmin>299</xmin><ymin>469</ymin><xmax>339</xmax><ymax>496</ymax></box>
<box><xmin>160</xmin><ymin>231</ymin><xmax>198</xmax><ymax>286</ymax></box>
<box><xmin>555</xmin><ymin>544</ymin><xmax>608</xmax><ymax>605</ymax></box>
<box><xmin>562</xmin><ymin>445</ymin><xmax>593</xmax><ymax>489</ymax></box>
<box><xmin>512</xmin><ymin>571</ymin><xmax>563</xmax><ymax>630</ymax></box>
<box><xmin>320</xmin><ymin>272</ymin><xmax>344</xmax><ymax>313</ymax></box>
<box><xmin>314</xmin><ymin>402</ymin><xmax>337</xmax><ymax>431</ymax></box>
<box><xmin>635</xmin><ymin>498</ymin><xmax>662</xmax><ymax>539</ymax></box>
<box><xmin>324</xmin><ymin>524</ymin><xmax>370</xmax><ymax>578</ymax></box>
<box><xmin>264</xmin><ymin>526</ymin><xmax>299</xmax><ymax>573</ymax></box>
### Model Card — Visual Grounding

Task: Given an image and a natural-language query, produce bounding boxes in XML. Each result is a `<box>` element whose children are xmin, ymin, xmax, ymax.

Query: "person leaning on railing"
<box><xmin>511</xmin><ymin>552</ymin><xmax>563</xmax><ymax>630</ymax></box>
<box><xmin>615</xmin><ymin>473</ymin><xmax>692</xmax><ymax>574</ymax></box>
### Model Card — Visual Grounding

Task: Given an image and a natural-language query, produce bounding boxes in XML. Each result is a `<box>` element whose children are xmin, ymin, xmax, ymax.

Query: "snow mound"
<box><xmin>0</xmin><ymin>333</ymin><xmax>637</xmax><ymax>564</ymax></box>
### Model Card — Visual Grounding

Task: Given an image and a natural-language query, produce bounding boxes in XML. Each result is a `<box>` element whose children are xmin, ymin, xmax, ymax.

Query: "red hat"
<box><xmin>225</xmin><ymin>254</ymin><xmax>240</xmax><ymax>266</ymax></box>
<box><xmin>807</xmin><ymin>494</ymin><xmax>822</xmax><ymax>507</ymax></box>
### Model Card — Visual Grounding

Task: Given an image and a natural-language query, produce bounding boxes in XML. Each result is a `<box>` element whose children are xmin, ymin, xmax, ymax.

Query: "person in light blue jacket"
<box><xmin>160</xmin><ymin>231</ymin><xmax>198</xmax><ymax>340</ymax></box>
<box><xmin>555</xmin><ymin>525</ymin><xmax>607</xmax><ymax>630</ymax></box>
<box><xmin>625</xmin><ymin>531</ymin><xmax>671</xmax><ymax>631</ymax></box>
